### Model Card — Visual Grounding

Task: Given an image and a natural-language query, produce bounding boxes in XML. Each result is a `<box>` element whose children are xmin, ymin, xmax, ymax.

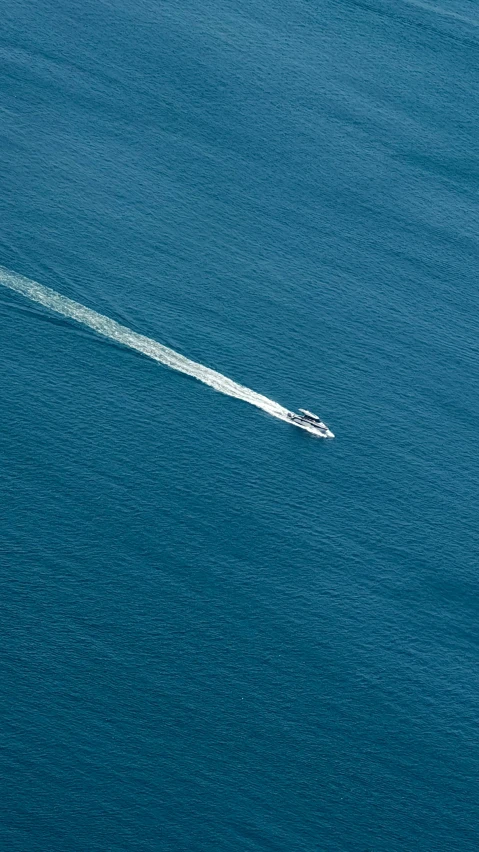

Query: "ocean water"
<box><xmin>1</xmin><ymin>0</ymin><xmax>478</xmax><ymax>849</ymax></box>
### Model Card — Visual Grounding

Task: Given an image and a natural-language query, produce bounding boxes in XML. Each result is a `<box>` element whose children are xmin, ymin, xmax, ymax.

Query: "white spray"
<box><xmin>0</xmin><ymin>265</ymin><xmax>332</xmax><ymax>436</ymax></box>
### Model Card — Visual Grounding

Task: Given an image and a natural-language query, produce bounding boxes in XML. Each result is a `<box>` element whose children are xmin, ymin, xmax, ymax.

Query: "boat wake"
<box><xmin>0</xmin><ymin>265</ymin><xmax>332</xmax><ymax>436</ymax></box>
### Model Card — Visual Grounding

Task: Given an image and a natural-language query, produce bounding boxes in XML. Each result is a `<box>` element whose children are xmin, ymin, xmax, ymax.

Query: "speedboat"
<box><xmin>287</xmin><ymin>408</ymin><xmax>334</xmax><ymax>438</ymax></box>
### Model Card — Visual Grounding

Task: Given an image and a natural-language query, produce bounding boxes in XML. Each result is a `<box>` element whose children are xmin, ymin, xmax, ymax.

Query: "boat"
<box><xmin>286</xmin><ymin>408</ymin><xmax>334</xmax><ymax>438</ymax></box>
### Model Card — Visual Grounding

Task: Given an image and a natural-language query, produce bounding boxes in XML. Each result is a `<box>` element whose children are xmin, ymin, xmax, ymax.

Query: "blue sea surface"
<box><xmin>1</xmin><ymin>1</ymin><xmax>478</xmax><ymax>849</ymax></box>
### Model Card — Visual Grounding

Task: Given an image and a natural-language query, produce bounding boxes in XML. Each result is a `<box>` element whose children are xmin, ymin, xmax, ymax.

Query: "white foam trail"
<box><xmin>0</xmin><ymin>265</ymin><xmax>296</xmax><ymax>424</ymax></box>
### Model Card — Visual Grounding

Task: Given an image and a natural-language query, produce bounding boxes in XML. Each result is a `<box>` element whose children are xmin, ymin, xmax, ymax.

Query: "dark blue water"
<box><xmin>1</xmin><ymin>1</ymin><xmax>478</xmax><ymax>849</ymax></box>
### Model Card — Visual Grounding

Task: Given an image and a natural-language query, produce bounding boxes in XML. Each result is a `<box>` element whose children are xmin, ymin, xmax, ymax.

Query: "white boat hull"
<box><xmin>287</xmin><ymin>412</ymin><xmax>334</xmax><ymax>439</ymax></box>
